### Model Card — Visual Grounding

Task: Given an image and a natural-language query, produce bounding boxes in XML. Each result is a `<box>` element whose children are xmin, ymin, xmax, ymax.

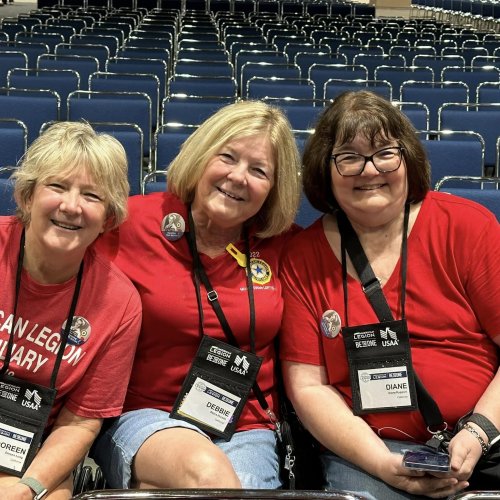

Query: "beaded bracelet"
<box><xmin>463</xmin><ymin>423</ymin><xmax>489</xmax><ymax>455</ymax></box>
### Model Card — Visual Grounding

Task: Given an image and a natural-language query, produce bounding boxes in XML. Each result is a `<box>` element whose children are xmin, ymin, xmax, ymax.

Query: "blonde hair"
<box><xmin>167</xmin><ymin>100</ymin><xmax>301</xmax><ymax>238</ymax></box>
<box><xmin>13</xmin><ymin>121</ymin><xmax>129</xmax><ymax>229</ymax></box>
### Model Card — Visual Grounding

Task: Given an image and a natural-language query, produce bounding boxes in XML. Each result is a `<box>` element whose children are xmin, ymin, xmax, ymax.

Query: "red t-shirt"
<box><xmin>280</xmin><ymin>191</ymin><xmax>500</xmax><ymax>443</ymax></box>
<box><xmin>0</xmin><ymin>217</ymin><xmax>142</xmax><ymax>429</ymax></box>
<box><xmin>97</xmin><ymin>192</ymin><xmax>299</xmax><ymax>431</ymax></box>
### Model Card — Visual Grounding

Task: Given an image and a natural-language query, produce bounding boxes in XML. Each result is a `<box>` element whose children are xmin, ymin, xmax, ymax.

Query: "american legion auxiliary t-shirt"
<box><xmin>0</xmin><ymin>217</ymin><xmax>142</xmax><ymax>430</ymax></box>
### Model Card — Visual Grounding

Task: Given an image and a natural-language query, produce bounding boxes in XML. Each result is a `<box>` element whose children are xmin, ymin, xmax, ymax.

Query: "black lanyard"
<box><xmin>1</xmin><ymin>229</ymin><xmax>84</xmax><ymax>389</ymax></box>
<box><xmin>338</xmin><ymin>206</ymin><xmax>445</xmax><ymax>429</ymax></box>
<box><xmin>186</xmin><ymin>207</ymin><xmax>256</xmax><ymax>352</ymax></box>
<box><xmin>340</xmin><ymin>204</ymin><xmax>409</xmax><ymax>327</ymax></box>
<box><xmin>185</xmin><ymin>207</ymin><xmax>271</xmax><ymax>412</ymax></box>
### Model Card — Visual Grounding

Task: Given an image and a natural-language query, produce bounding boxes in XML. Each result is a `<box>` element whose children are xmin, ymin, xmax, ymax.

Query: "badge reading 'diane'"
<box><xmin>161</xmin><ymin>213</ymin><xmax>186</xmax><ymax>241</ymax></box>
<box><xmin>320</xmin><ymin>310</ymin><xmax>341</xmax><ymax>339</ymax></box>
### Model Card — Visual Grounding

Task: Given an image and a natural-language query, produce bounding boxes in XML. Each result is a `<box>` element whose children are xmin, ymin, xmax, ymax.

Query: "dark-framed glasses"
<box><xmin>330</xmin><ymin>146</ymin><xmax>405</xmax><ymax>177</ymax></box>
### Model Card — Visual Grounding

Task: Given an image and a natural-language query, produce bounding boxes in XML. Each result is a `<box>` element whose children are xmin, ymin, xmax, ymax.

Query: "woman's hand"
<box><xmin>0</xmin><ymin>481</ymin><xmax>38</xmax><ymax>500</ymax></box>
<box><xmin>446</xmin><ymin>427</ymin><xmax>483</xmax><ymax>481</ymax></box>
<box><xmin>376</xmin><ymin>452</ymin><xmax>469</xmax><ymax>498</ymax></box>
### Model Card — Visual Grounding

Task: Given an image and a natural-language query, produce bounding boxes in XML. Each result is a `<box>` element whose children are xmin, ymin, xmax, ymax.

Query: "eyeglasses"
<box><xmin>330</xmin><ymin>146</ymin><xmax>405</xmax><ymax>177</ymax></box>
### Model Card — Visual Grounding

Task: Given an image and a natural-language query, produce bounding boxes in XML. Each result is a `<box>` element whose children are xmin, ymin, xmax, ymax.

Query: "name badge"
<box><xmin>342</xmin><ymin>319</ymin><xmax>418</xmax><ymax>415</ymax></box>
<box><xmin>0</xmin><ymin>375</ymin><xmax>56</xmax><ymax>476</ymax></box>
<box><xmin>171</xmin><ymin>336</ymin><xmax>262</xmax><ymax>440</ymax></box>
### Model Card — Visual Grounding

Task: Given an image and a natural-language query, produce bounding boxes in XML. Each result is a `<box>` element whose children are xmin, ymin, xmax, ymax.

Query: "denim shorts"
<box><xmin>91</xmin><ymin>408</ymin><xmax>281</xmax><ymax>489</ymax></box>
<box><xmin>321</xmin><ymin>439</ymin><xmax>433</xmax><ymax>500</ymax></box>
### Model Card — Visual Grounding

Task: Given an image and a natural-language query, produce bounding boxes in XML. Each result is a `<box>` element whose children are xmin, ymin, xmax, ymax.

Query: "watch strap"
<box><xmin>19</xmin><ymin>477</ymin><xmax>48</xmax><ymax>500</ymax></box>
<box><xmin>466</xmin><ymin>413</ymin><xmax>500</xmax><ymax>446</ymax></box>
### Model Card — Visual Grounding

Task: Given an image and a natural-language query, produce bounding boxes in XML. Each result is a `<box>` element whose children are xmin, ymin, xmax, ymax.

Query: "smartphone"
<box><xmin>402</xmin><ymin>450</ymin><xmax>451</xmax><ymax>472</ymax></box>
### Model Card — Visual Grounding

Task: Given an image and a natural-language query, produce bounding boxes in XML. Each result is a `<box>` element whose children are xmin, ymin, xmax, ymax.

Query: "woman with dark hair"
<box><xmin>280</xmin><ymin>91</ymin><xmax>500</xmax><ymax>499</ymax></box>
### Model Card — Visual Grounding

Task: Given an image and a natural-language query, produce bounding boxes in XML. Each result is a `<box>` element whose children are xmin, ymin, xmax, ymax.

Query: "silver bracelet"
<box><xmin>463</xmin><ymin>423</ymin><xmax>489</xmax><ymax>455</ymax></box>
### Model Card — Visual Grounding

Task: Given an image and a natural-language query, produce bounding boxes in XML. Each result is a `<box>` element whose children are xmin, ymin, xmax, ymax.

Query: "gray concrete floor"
<box><xmin>0</xmin><ymin>0</ymin><xmax>38</xmax><ymax>19</ymax></box>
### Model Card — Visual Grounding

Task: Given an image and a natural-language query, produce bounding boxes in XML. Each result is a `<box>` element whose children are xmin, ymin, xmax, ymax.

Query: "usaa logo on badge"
<box><xmin>250</xmin><ymin>258</ymin><xmax>272</xmax><ymax>285</ymax></box>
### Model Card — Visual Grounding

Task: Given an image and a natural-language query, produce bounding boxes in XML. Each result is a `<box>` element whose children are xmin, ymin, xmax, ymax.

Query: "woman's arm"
<box><xmin>7</xmin><ymin>407</ymin><xmax>102</xmax><ymax>499</ymax></box>
<box><xmin>447</xmin><ymin>364</ymin><xmax>500</xmax><ymax>481</ymax></box>
<box><xmin>283</xmin><ymin>361</ymin><xmax>467</xmax><ymax>498</ymax></box>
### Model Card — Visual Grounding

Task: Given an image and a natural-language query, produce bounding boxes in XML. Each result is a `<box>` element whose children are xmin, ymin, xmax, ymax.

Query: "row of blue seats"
<box><xmin>1</xmin><ymin>96</ymin><xmax>499</xmax><ymax>194</ymax></box>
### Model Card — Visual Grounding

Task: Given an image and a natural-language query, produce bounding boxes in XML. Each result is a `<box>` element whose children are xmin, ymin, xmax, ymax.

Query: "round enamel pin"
<box><xmin>66</xmin><ymin>316</ymin><xmax>91</xmax><ymax>346</ymax></box>
<box><xmin>320</xmin><ymin>310</ymin><xmax>341</xmax><ymax>339</ymax></box>
<box><xmin>161</xmin><ymin>213</ymin><xmax>185</xmax><ymax>241</ymax></box>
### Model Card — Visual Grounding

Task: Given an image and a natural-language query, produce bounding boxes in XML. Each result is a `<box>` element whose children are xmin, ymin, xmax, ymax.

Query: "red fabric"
<box><xmin>280</xmin><ymin>191</ymin><xmax>500</xmax><ymax>443</ymax></box>
<box><xmin>0</xmin><ymin>217</ymin><xmax>142</xmax><ymax>429</ymax></box>
<box><xmin>97</xmin><ymin>192</ymin><xmax>298</xmax><ymax>431</ymax></box>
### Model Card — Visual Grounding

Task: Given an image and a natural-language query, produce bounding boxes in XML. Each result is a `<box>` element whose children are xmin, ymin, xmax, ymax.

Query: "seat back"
<box><xmin>394</xmin><ymin>101</ymin><xmax>430</xmax><ymax>130</ymax></box>
<box><xmin>234</xmin><ymin>49</ymin><xmax>287</xmax><ymax>79</ymax></box>
<box><xmin>240</xmin><ymin>61</ymin><xmax>300</xmax><ymax>94</ymax></box>
<box><xmin>0</xmin><ymin>119</ymin><xmax>27</xmax><ymax>170</ymax></box>
<box><xmin>106</xmin><ymin>57</ymin><xmax>168</xmax><ymax>102</ymax></box>
<box><xmin>67</xmin><ymin>90</ymin><xmax>152</xmax><ymax>158</ymax></box>
<box><xmin>0</xmin><ymin>88</ymin><xmax>60</xmax><ymax>145</ymax></box>
<box><xmin>441</xmin><ymin>66</ymin><xmax>500</xmax><ymax>96</ymax></box>
<box><xmin>0</xmin><ymin>51</ymin><xmax>27</xmax><ymax>87</ymax></box>
<box><xmin>0</xmin><ymin>40</ymin><xmax>49</xmax><ymax>68</ymax></box>
<box><xmin>352</xmin><ymin>53</ymin><xmax>406</xmax><ymax>80</ymax></box>
<box><xmin>70</xmin><ymin>33</ymin><xmax>119</xmax><ymax>58</ymax></box>
<box><xmin>295</xmin><ymin>52</ymin><xmax>347</xmax><ymax>79</ymax></box>
<box><xmin>439</xmin><ymin>102</ymin><xmax>500</xmax><ymax>169</ymax></box>
<box><xmin>324</xmin><ymin>79</ymin><xmax>392</xmax><ymax>101</ymax></box>
<box><xmin>174</xmin><ymin>59</ymin><xmax>234</xmax><ymax>78</ymax></box>
<box><xmin>434</xmin><ymin>176</ymin><xmax>500</xmax><ymax>221</ymax></box>
<box><xmin>419</xmin><ymin>130</ymin><xmax>485</xmax><ymax>187</ymax></box>
<box><xmin>70</xmin><ymin>489</ymin><xmax>372</xmax><ymax>500</ymax></box>
<box><xmin>37</xmin><ymin>53</ymin><xmax>99</xmax><ymax>91</ymax></box>
<box><xmin>0</xmin><ymin>166</ymin><xmax>17</xmax><ymax>216</ymax></box>
<box><xmin>412</xmin><ymin>54</ymin><xmax>466</xmax><ymax>76</ymax></box>
<box><xmin>162</xmin><ymin>95</ymin><xmax>234</xmax><ymax>126</ymax></box>
<box><xmin>400</xmin><ymin>81</ymin><xmax>469</xmax><ymax>130</ymax></box>
<box><xmin>374</xmin><ymin>65</ymin><xmax>434</xmax><ymax>97</ymax></box>
<box><xmin>15</xmin><ymin>32</ymin><xmax>64</xmax><ymax>53</ymax></box>
<box><xmin>55</xmin><ymin>42</ymin><xmax>110</xmax><ymax>70</ymax></box>
<box><xmin>296</xmin><ymin>192</ymin><xmax>322</xmax><ymax>228</ymax></box>
<box><xmin>154</xmin><ymin>123</ymin><xmax>198</xmax><ymax>171</ymax></box>
<box><xmin>168</xmin><ymin>75</ymin><xmax>237</xmax><ymax>98</ymax></box>
<box><xmin>142</xmin><ymin>169</ymin><xmax>168</xmax><ymax>195</ymax></box>
<box><xmin>309</xmin><ymin>63</ymin><xmax>369</xmax><ymax>94</ymax></box>
<box><xmin>246</xmin><ymin>75</ymin><xmax>313</xmax><ymax>100</ymax></box>
<box><xmin>89</xmin><ymin>71</ymin><xmax>160</xmax><ymax>128</ymax></box>
<box><xmin>7</xmin><ymin>68</ymin><xmax>79</xmax><ymax>119</ymax></box>
<box><xmin>261</xmin><ymin>97</ymin><xmax>325</xmax><ymax>131</ymax></box>
<box><xmin>91</xmin><ymin>122</ymin><xmax>144</xmax><ymax>196</ymax></box>
<box><xmin>477</xmin><ymin>81</ymin><xmax>500</xmax><ymax>104</ymax></box>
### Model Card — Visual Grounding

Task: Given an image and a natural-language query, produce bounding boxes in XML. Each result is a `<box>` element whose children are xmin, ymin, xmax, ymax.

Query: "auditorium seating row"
<box><xmin>0</xmin><ymin>2</ymin><xmax>498</xmax><ymax>219</ymax></box>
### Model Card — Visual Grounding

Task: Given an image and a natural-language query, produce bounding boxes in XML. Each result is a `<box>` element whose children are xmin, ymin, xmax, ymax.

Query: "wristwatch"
<box><xmin>19</xmin><ymin>477</ymin><xmax>48</xmax><ymax>500</ymax></box>
<box><xmin>466</xmin><ymin>413</ymin><xmax>500</xmax><ymax>447</ymax></box>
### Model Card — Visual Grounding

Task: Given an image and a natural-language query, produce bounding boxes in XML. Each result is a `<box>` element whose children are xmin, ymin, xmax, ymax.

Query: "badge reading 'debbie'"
<box><xmin>320</xmin><ymin>310</ymin><xmax>341</xmax><ymax>339</ymax></box>
<box><xmin>161</xmin><ymin>213</ymin><xmax>185</xmax><ymax>241</ymax></box>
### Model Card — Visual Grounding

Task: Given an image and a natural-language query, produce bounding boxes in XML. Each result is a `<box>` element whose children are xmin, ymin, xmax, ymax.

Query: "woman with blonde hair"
<box><xmin>0</xmin><ymin>121</ymin><xmax>141</xmax><ymax>499</ymax></box>
<box><xmin>92</xmin><ymin>100</ymin><xmax>301</xmax><ymax>490</ymax></box>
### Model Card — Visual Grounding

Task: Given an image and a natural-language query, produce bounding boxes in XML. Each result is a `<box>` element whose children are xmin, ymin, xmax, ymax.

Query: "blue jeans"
<box><xmin>91</xmin><ymin>408</ymin><xmax>281</xmax><ymax>489</ymax></box>
<box><xmin>321</xmin><ymin>439</ymin><xmax>434</xmax><ymax>500</ymax></box>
